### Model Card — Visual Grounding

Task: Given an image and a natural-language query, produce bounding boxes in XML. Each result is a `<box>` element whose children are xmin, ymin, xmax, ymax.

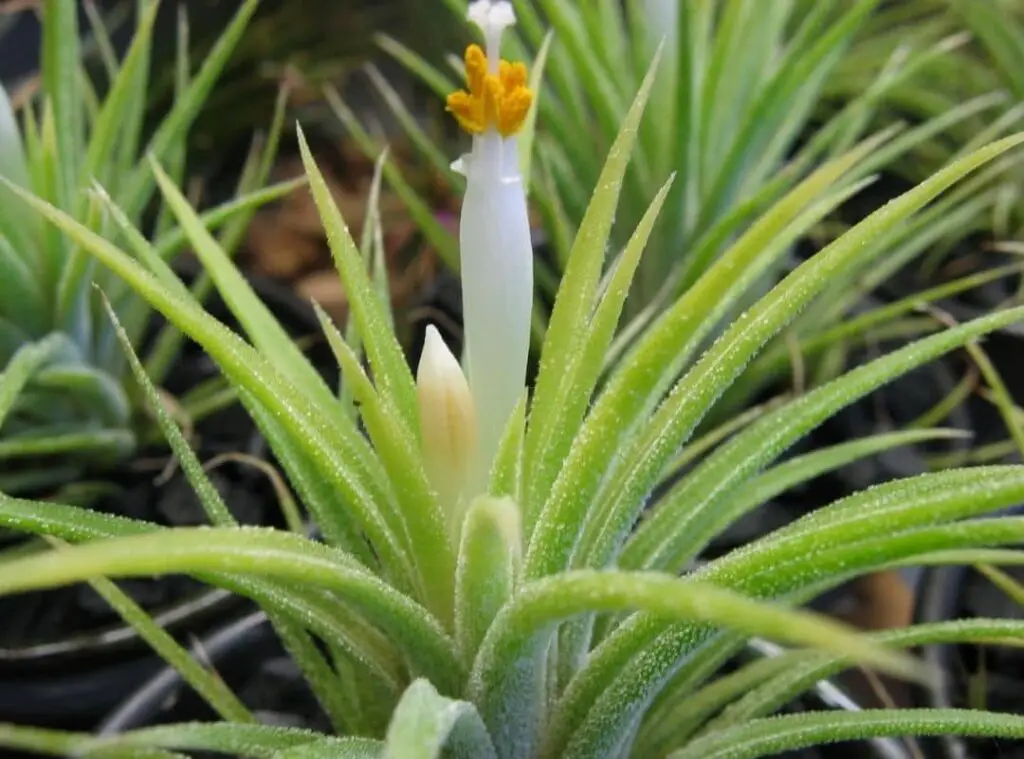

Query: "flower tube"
<box><xmin>446</xmin><ymin>0</ymin><xmax>534</xmax><ymax>484</ymax></box>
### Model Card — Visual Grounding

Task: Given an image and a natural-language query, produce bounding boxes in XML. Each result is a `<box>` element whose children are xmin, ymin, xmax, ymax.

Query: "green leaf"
<box><xmin>519</xmin><ymin>31</ymin><xmax>554</xmax><ymax>190</ymax></box>
<box><xmin>0</xmin><ymin>174</ymin><xmax>411</xmax><ymax>586</ymax></box>
<box><xmin>669</xmin><ymin>709</ymin><xmax>1024</xmax><ymax>759</ymax></box>
<box><xmin>33</xmin><ymin>362</ymin><xmax>130</xmax><ymax>428</ymax></box>
<box><xmin>522</xmin><ymin>174</ymin><xmax>674</xmax><ymax>524</ymax></box>
<box><xmin>324</xmin><ymin>88</ymin><xmax>460</xmax><ymax>273</ymax></box>
<box><xmin>525</xmin><ymin>128</ymin><xmax>892</xmax><ymax>574</ymax></box>
<box><xmin>0</xmin><ymin>722</ymin><xmax>347</xmax><ymax>759</ymax></box>
<box><xmin>0</xmin><ymin>84</ymin><xmax>36</xmax><ymax>257</ymax></box>
<box><xmin>42</xmin><ymin>0</ymin><xmax>83</xmax><ymax>210</ymax></box>
<box><xmin>375</xmin><ymin>33</ymin><xmax>457</xmax><ymax>100</ymax></box>
<box><xmin>455</xmin><ymin>497</ymin><xmax>521</xmax><ymax>665</ymax></box>
<box><xmin>120</xmin><ymin>0</ymin><xmax>259</xmax><ymax>219</ymax></box>
<box><xmin>103</xmin><ymin>294</ymin><xmax>235</xmax><ymax>526</ymax></box>
<box><xmin>741</xmin><ymin>260</ymin><xmax>1024</xmax><ymax>395</ymax></box>
<box><xmin>472</xmin><ymin>570</ymin><xmax>922</xmax><ymax>759</ymax></box>
<box><xmin>297</xmin><ymin>125</ymin><xmax>420</xmax><ymax>437</ymax></box>
<box><xmin>623</xmin><ymin>305</ymin><xmax>1024</xmax><ymax>574</ymax></box>
<box><xmin>151</xmin><ymin>178</ymin><xmax>307</xmax><ymax>261</ymax></box>
<box><xmin>82</xmin><ymin>0</ymin><xmax>161</xmax><ymax>190</ymax></box>
<box><xmin>0</xmin><ymin>219</ymin><xmax>44</xmax><ymax>336</ymax></box>
<box><xmin>383</xmin><ymin>679</ymin><xmax>497</xmax><ymax>759</ymax></box>
<box><xmin>643</xmin><ymin>618</ymin><xmax>1024</xmax><ymax>754</ymax></box>
<box><xmin>525</xmin><ymin>47</ymin><xmax>664</xmax><ymax>515</ymax></box>
<box><xmin>314</xmin><ymin>302</ymin><xmax>455</xmax><ymax>625</ymax></box>
<box><xmin>489</xmin><ymin>394</ymin><xmax>526</xmax><ymax>502</ymax></box>
<box><xmin>711</xmin><ymin>619</ymin><xmax>1024</xmax><ymax>738</ymax></box>
<box><xmin>365</xmin><ymin>64</ymin><xmax>460</xmax><ymax>190</ymax></box>
<box><xmin>0</xmin><ymin>526</ymin><xmax>463</xmax><ymax>693</ymax></box>
<box><xmin>0</xmin><ymin>428</ymin><xmax>134</xmax><ymax>461</ymax></box>
<box><xmin>550</xmin><ymin>466</ymin><xmax>1024</xmax><ymax>759</ymax></box>
<box><xmin>0</xmin><ymin>335</ymin><xmax>69</xmax><ymax>432</ymax></box>
<box><xmin>529</xmin><ymin>132</ymin><xmax>1024</xmax><ymax>585</ymax></box>
<box><xmin>50</xmin><ymin>538</ymin><xmax>255</xmax><ymax>724</ymax></box>
<box><xmin>0</xmin><ymin>493</ymin><xmax>405</xmax><ymax>700</ymax></box>
<box><xmin>273</xmin><ymin>737</ymin><xmax>384</xmax><ymax>758</ymax></box>
<box><xmin>711</xmin><ymin>428</ymin><xmax>968</xmax><ymax>523</ymax></box>
<box><xmin>149</xmin><ymin>158</ymin><xmax>340</xmax><ymax>412</ymax></box>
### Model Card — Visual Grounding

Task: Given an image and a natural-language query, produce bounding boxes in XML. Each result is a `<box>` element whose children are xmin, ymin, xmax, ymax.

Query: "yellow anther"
<box><xmin>446</xmin><ymin>44</ymin><xmax>533</xmax><ymax>137</ymax></box>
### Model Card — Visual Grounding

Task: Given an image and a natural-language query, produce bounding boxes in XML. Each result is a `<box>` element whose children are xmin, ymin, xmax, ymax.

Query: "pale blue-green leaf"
<box><xmin>383</xmin><ymin>679</ymin><xmax>497</xmax><ymax>759</ymax></box>
<box><xmin>0</xmin><ymin>335</ymin><xmax>69</xmax><ymax>431</ymax></box>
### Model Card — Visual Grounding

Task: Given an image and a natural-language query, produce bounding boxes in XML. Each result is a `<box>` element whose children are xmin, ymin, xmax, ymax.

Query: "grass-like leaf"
<box><xmin>669</xmin><ymin>709</ymin><xmax>1024</xmax><ymax>759</ymax></box>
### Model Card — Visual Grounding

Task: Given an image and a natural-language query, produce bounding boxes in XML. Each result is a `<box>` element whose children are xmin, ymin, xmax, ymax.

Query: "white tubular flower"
<box><xmin>417</xmin><ymin>325</ymin><xmax>479</xmax><ymax>534</ymax></box>
<box><xmin>446</xmin><ymin>0</ymin><xmax>534</xmax><ymax>483</ymax></box>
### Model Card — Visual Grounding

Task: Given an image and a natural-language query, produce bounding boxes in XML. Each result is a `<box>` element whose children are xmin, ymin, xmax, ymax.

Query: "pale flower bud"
<box><xmin>417</xmin><ymin>325</ymin><xmax>479</xmax><ymax>531</ymax></box>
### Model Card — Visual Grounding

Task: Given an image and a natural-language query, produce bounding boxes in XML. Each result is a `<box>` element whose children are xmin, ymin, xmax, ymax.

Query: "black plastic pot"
<box><xmin>0</xmin><ymin>271</ymin><xmax>334</xmax><ymax>732</ymax></box>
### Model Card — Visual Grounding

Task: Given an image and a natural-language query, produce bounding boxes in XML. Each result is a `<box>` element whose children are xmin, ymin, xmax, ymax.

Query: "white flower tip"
<box><xmin>468</xmin><ymin>0</ymin><xmax>516</xmax><ymax>38</ymax></box>
<box><xmin>419</xmin><ymin>325</ymin><xmax>457</xmax><ymax>378</ymax></box>
<box><xmin>451</xmin><ymin>155</ymin><xmax>469</xmax><ymax>176</ymax></box>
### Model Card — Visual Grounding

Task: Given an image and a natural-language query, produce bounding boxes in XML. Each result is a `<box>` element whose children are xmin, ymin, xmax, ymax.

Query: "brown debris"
<box><xmin>243</xmin><ymin>142</ymin><xmax>446</xmax><ymax>325</ymax></box>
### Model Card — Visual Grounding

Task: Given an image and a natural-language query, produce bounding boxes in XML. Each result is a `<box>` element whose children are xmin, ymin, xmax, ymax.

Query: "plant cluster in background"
<box><xmin>0</xmin><ymin>0</ymin><xmax>298</xmax><ymax>497</ymax></box>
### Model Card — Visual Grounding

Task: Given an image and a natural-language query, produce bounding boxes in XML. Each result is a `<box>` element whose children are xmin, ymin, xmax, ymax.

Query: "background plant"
<box><xmin>0</xmin><ymin>0</ymin><xmax>298</xmax><ymax>497</ymax></box>
<box><xmin>342</xmin><ymin>0</ymin><xmax>1024</xmax><ymax>460</ymax></box>
<box><xmin>0</xmin><ymin>8</ymin><xmax>1023</xmax><ymax>753</ymax></box>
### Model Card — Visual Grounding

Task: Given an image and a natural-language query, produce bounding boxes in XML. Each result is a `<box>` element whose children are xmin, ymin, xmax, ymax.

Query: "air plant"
<box><xmin>1</xmin><ymin>2</ymin><xmax>1024</xmax><ymax>758</ymax></box>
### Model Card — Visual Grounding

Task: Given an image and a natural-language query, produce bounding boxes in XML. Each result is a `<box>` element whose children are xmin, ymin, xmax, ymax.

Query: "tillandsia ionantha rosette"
<box><xmin>5</xmin><ymin>2</ymin><xmax>1024</xmax><ymax>758</ymax></box>
<box><xmin>0</xmin><ymin>0</ymin><xmax>297</xmax><ymax>497</ymax></box>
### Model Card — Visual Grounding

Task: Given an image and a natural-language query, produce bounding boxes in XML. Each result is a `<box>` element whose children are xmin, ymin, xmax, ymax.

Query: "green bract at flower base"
<box><xmin>3</xmin><ymin>2</ymin><xmax>1024</xmax><ymax>757</ymax></box>
<box><xmin>0</xmin><ymin>0</ymin><xmax>299</xmax><ymax>496</ymax></box>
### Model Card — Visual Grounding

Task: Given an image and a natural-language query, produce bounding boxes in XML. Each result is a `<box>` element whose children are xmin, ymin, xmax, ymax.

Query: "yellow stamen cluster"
<box><xmin>446</xmin><ymin>44</ymin><xmax>533</xmax><ymax>137</ymax></box>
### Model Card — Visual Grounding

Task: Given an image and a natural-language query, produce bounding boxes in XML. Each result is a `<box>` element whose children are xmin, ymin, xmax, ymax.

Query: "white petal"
<box><xmin>467</xmin><ymin>0</ymin><xmax>516</xmax><ymax>35</ymax></box>
<box><xmin>467</xmin><ymin>0</ymin><xmax>516</xmax><ymax>68</ymax></box>
<box><xmin>451</xmin><ymin>154</ymin><xmax>469</xmax><ymax>176</ymax></box>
